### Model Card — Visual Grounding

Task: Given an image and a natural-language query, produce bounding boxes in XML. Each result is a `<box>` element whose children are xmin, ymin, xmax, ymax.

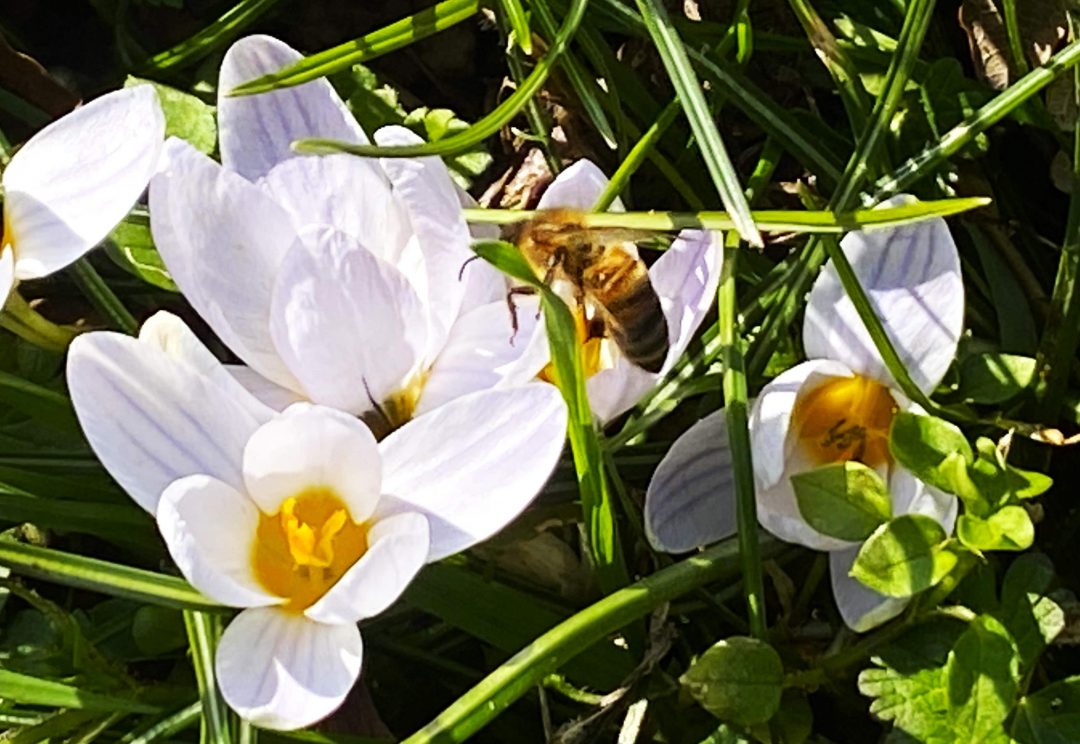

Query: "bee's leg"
<box><xmin>457</xmin><ymin>254</ymin><xmax>482</xmax><ymax>282</ymax></box>
<box><xmin>506</xmin><ymin>286</ymin><xmax>538</xmax><ymax>345</ymax></box>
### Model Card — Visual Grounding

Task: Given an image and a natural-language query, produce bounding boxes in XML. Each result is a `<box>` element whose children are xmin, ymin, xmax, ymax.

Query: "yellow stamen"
<box><xmin>793</xmin><ymin>374</ymin><xmax>898</xmax><ymax>468</ymax></box>
<box><xmin>252</xmin><ymin>487</ymin><xmax>369</xmax><ymax>613</ymax></box>
<box><xmin>538</xmin><ymin>306</ymin><xmax>604</xmax><ymax>385</ymax></box>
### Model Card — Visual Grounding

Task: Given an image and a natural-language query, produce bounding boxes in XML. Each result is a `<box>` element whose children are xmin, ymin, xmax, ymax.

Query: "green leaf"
<box><xmin>1012</xmin><ymin>676</ymin><xmax>1080</xmax><ymax>744</ymax></box>
<box><xmin>852</xmin><ymin>514</ymin><xmax>958</xmax><ymax>597</ymax></box>
<box><xmin>106</xmin><ymin>218</ymin><xmax>178</xmax><ymax>292</ymax></box>
<box><xmin>997</xmin><ymin>555</ymin><xmax>1065</xmax><ymax>670</ymax></box>
<box><xmin>792</xmin><ymin>461</ymin><xmax>892</xmax><ymax>541</ymax></box>
<box><xmin>889</xmin><ymin>412</ymin><xmax>974</xmax><ymax>495</ymax></box>
<box><xmin>680</xmin><ymin>637</ymin><xmax>783</xmax><ymax>726</ymax></box>
<box><xmin>957</xmin><ymin>506</ymin><xmax>1035</xmax><ymax>552</ymax></box>
<box><xmin>0</xmin><ymin>669</ymin><xmax>158</xmax><ymax>713</ymax></box>
<box><xmin>498</xmin><ymin>0</ymin><xmax>532</xmax><ymax>54</ymax></box>
<box><xmin>1005</xmin><ymin>463</ymin><xmax>1053</xmax><ymax>499</ymax></box>
<box><xmin>945</xmin><ymin>615</ymin><xmax>1020</xmax><ymax>744</ymax></box>
<box><xmin>957</xmin><ymin>353</ymin><xmax>1037</xmax><ymax>404</ymax></box>
<box><xmin>125</xmin><ymin>77</ymin><xmax>216</xmax><ymax>154</ymax></box>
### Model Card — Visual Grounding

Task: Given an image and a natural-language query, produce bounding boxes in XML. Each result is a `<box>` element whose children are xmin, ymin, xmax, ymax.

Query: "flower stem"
<box><xmin>0</xmin><ymin>289</ymin><xmax>77</xmax><ymax>352</ymax></box>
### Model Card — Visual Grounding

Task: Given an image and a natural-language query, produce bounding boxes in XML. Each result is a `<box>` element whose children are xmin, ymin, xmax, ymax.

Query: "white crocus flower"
<box><xmin>512</xmin><ymin>160</ymin><xmax>722</xmax><ymax>423</ymax></box>
<box><xmin>150</xmin><ymin>35</ymin><xmax>530</xmax><ymax>426</ymax></box>
<box><xmin>0</xmin><ymin>86</ymin><xmax>164</xmax><ymax>307</ymax></box>
<box><xmin>644</xmin><ymin>204</ymin><xmax>963</xmax><ymax>632</ymax></box>
<box><xmin>68</xmin><ymin>312</ymin><xmax>568</xmax><ymax>729</ymax></box>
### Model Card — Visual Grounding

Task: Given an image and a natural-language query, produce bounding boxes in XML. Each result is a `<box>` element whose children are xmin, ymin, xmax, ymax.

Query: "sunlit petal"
<box><xmin>149</xmin><ymin>137</ymin><xmax>300</xmax><ymax>390</ymax></box>
<box><xmin>68</xmin><ymin>330</ymin><xmax>267</xmax><ymax>513</ymax></box>
<box><xmin>243</xmin><ymin>404</ymin><xmax>382</xmax><ymax>522</ymax></box>
<box><xmin>216</xmin><ymin>607</ymin><xmax>362</xmax><ymax>730</ymax></box>
<box><xmin>218</xmin><ymin>35</ymin><xmax>367</xmax><ymax>180</ymax></box>
<box><xmin>269</xmin><ymin>227</ymin><xmax>427</xmax><ymax>413</ymax></box>
<box><xmin>378</xmin><ymin>385</ymin><xmax>567</xmax><ymax>561</ymax></box>
<box><xmin>649</xmin><ymin>229</ymin><xmax>721</xmax><ymax>372</ymax></box>
<box><xmin>537</xmin><ymin>159</ymin><xmax>622</xmax><ymax>211</ymax></box>
<box><xmin>3</xmin><ymin>86</ymin><xmax>163</xmax><ymax>278</ymax></box>
<box><xmin>158</xmin><ymin>474</ymin><xmax>280</xmax><ymax>607</ymax></box>
<box><xmin>803</xmin><ymin>196</ymin><xmax>964</xmax><ymax>393</ymax></box>
<box><xmin>306</xmin><ymin>511</ymin><xmax>429</xmax><ymax>624</ymax></box>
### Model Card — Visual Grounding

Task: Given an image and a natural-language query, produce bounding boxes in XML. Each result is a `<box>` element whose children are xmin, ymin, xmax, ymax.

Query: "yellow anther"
<box><xmin>793</xmin><ymin>374</ymin><xmax>898</xmax><ymax>468</ymax></box>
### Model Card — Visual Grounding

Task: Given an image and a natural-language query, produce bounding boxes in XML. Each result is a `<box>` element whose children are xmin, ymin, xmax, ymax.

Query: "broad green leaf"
<box><xmin>998</xmin><ymin>555</ymin><xmax>1065</xmax><ymax>670</ymax></box>
<box><xmin>1005</xmin><ymin>463</ymin><xmax>1053</xmax><ymax>499</ymax></box>
<box><xmin>792</xmin><ymin>461</ymin><xmax>891</xmax><ymax>541</ymax></box>
<box><xmin>749</xmin><ymin>689</ymin><xmax>812</xmax><ymax>744</ymax></box>
<box><xmin>957</xmin><ymin>353</ymin><xmax>1037</xmax><ymax>404</ymax></box>
<box><xmin>889</xmin><ymin>412</ymin><xmax>974</xmax><ymax>495</ymax></box>
<box><xmin>957</xmin><ymin>506</ymin><xmax>1035</xmax><ymax>552</ymax></box>
<box><xmin>852</xmin><ymin>514</ymin><xmax>958</xmax><ymax>597</ymax></box>
<box><xmin>0</xmin><ymin>669</ymin><xmax>158</xmax><ymax>713</ymax></box>
<box><xmin>945</xmin><ymin>615</ymin><xmax>1020</xmax><ymax>744</ymax></box>
<box><xmin>106</xmin><ymin>219</ymin><xmax>178</xmax><ymax>292</ymax></box>
<box><xmin>680</xmin><ymin>636</ymin><xmax>783</xmax><ymax>726</ymax></box>
<box><xmin>125</xmin><ymin>77</ymin><xmax>216</xmax><ymax>154</ymax></box>
<box><xmin>1011</xmin><ymin>676</ymin><xmax>1080</xmax><ymax>744</ymax></box>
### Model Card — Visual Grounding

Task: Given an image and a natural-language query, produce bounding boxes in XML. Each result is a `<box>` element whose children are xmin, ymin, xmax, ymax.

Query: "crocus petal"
<box><xmin>749</xmin><ymin>359</ymin><xmax>854</xmax><ymax>489</ymax></box>
<box><xmin>305</xmin><ymin>511</ymin><xmax>429</xmax><ymax>624</ymax></box>
<box><xmin>158</xmin><ymin>475</ymin><xmax>280</xmax><ymax>607</ymax></box>
<box><xmin>536</xmin><ymin>159</ymin><xmax>622</xmax><ymax>211</ymax></box>
<box><xmin>644</xmin><ymin>409</ymin><xmax>737</xmax><ymax>553</ymax></box>
<box><xmin>0</xmin><ymin>248</ymin><xmax>14</xmax><ymax>309</ymax></box>
<box><xmin>243</xmin><ymin>404</ymin><xmax>382</xmax><ymax>523</ymax></box>
<box><xmin>890</xmin><ymin>467</ymin><xmax>959</xmax><ymax>532</ymax></box>
<box><xmin>415</xmin><ymin>295</ymin><xmax>545</xmax><ymax>416</ymax></box>
<box><xmin>216</xmin><ymin>607</ymin><xmax>362</xmax><ymax>730</ymax></box>
<box><xmin>67</xmin><ymin>330</ymin><xmax>267</xmax><ymax>513</ymax></box>
<box><xmin>269</xmin><ymin>227</ymin><xmax>427</xmax><ymax>413</ymax></box>
<box><xmin>586</xmin><ymin>361</ymin><xmax>657</xmax><ymax>425</ymax></box>
<box><xmin>139</xmin><ymin>312</ymin><xmax>273</xmax><ymax>417</ymax></box>
<box><xmin>649</xmin><ymin>229</ymin><xmax>722</xmax><ymax>372</ymax></box>
<box><xmin>150</xmin><ymin>138</ymin><xmax>300</xmax><ymax>390</ymax></box>
<box><xmin>803</xmin><ymin>197</ymin><xmax>963</xmax><ymax>393</ymax></box>
<box><xmin>750</xmin><ymin>359</ymin><xmax>863</xmax><ymax>552</ymax></box>
<box><xmin>373</xmin><ymin>126</ymin><xmax>474</xmax><ymax>360</ymax></box>
<box><xmin>378</xmin><ymin>385</ymin><xmax>568</xmax><ymax>561</ymax></box>
<box><xmin>259</xmin><ymin>154</ymin><xmax>411</xmax><ymax>264</ymax></box>
<box><xmin>830</xmin><ymin>547</ymin><xmax>909</xmax><ymax>632</ymax></box>
<box><xmin>3</xmin><ymin>86</ymin><xmax>163</xmax><ymax>279</ymax></box>
<box><xmin>226</xmin><ymin>366</ymin><xmax>307</xmax><ymax>411</ymax></box>
<box><xmin>217</xmin><ymin>35</ymin><xmax>368</xmax><ymax>180</ymax></box>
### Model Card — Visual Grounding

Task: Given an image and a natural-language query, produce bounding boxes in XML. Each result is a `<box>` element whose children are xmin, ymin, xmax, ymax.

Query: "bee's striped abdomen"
<box><xmin>587</xmin><ymin>257</ymin><xmax>669</xmax><ymax>373</ymax></box>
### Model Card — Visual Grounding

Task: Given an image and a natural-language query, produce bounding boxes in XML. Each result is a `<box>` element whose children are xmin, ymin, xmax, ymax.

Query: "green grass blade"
<box><xmin>0</xmin><ymin>670</ymin><xmax>158</xmax><ymax>714</ymax></box>
<box><xmin>463</xmin><ymin>197</ymin><xmax>990</xmax><ymax>232</ymax></box>
<box><xmin>0</xmin><ymin>369</ymin><xmax>79</xmax><ymax>432</ymax></box>
<box><xmin>0</xmin><ymin>540</ymin><xmax>223</xmax><ymax>612</ymax></box>
<box><xmin>633</xmin><ymin>0</ymin><xmax>761</xmax><ymax>246</ymax></box>
<box><xmin>592</xmin><ymin>100</ymin><xmax>680</xmax><ymax>211</ymax></box>
<box><xmin>120</xmin><ymin>703</ymin><xmax>201</xmax><ymax>744</ymax></box>
<box><xmin>471</xmin><ymin>239</ymin><xmax>627</xmax><ymax>592</ymax></box>
<box><xmin>398</xmin><ymin>537</ymin><xmax>782</xmax><ymax>744</ymax></box>
<box><xmin>185</xmin><ymin>611</ymin><xmax>233</xmax><ymax>744</ymax></box>
<box><xmin>874</xmin><ymin>37</ymin><xmax>1080</xmax><ymax>198</ymax></box>
<box><xmin>229</xmin><ymin>0</ymin><xmax>479</xmax><ymax>95</ymax></box>
<box><xmin>69</xmin><ymin>259</ymin><xmax>139</xmax><ymax>336</ymax></box>
<box><xmin>531</xmin><ymin>0</ymin><xmax>617</xmax><ymax>150</ymax></box>
<box><xmin>294</xmin><ymin>0</ymin><xmax>587</xmax><ymax>158</ymax></box>
<box><xmin>498</xmin><ymin>0</ymin><xmax>532</xmax><ymax>54</ymax></box>
<box><xmin>134</xmin><ymin>0</ymin><xmax>284</xmax><ymax>74</ymax></box>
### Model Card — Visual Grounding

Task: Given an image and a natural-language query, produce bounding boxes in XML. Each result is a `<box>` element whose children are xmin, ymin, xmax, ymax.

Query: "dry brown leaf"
<box><xmin>959</xmin><ymin>0</ymin><xmax>1067</xmax><ymax>90</ymax></box>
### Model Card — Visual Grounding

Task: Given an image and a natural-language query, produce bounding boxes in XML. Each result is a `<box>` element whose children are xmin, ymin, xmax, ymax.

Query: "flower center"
<box><xmin>251</xmin><ymin>487</ymin><xmax>369</xmax><ymax>613</ymax></box>
<box><xmin>538</xmin><ymin>306</ymin><xmax>604</xmax><ymax>384</ymax></box>
<box><xmin>361</xmin><ymin>372</ymin><xmax>428</xmax><ymax>441</ymax></box>
<box><xmin>793</xmin><ymin>374</ymin><xmax>898</xmax><ymax>468</ymax></box>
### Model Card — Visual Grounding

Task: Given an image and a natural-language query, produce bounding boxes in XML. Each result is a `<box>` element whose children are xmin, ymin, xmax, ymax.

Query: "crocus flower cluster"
<box><xmin>8</xmin><ymin>23</ymin><xmax>973</xmax><ymax>735</ymax></box>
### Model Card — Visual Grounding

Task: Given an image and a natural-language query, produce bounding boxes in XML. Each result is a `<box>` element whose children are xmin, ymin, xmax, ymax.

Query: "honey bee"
<box><xmin>508</xmin><ymin>208</ymin><xmax>669</xmax><ymax>373</ymax></box>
